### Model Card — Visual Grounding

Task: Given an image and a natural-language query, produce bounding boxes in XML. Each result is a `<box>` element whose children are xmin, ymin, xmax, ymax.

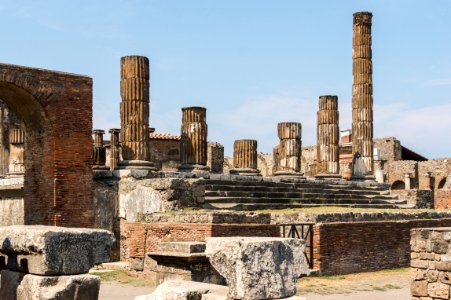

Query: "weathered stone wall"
<box><xmin>388</xmin><ymin>160</ymin><xmax>418</xmax><ymax>188</ymax></box>
<box><xmin>149</xmin><ymin>139</ymin><xmax>180</xmax><ymax>171</ymax></box>
<box><xmin>257</xmin><ymin>153</ymin><xmax>274</xmax><ymax>177</ymax></box>
<box><xmin>411</xmin><ymin>227</ymin><xmax>451</xmax><ymax>299</ymax></box>
<box><xmin>373</xmin><ymin>137</ymin><xmax>402</xmax><ymax>162</ymax></box>
<box><xmin>390</xmin><ymin>189</ymin><xmax>434</xmax><ymax>209</ymax></box>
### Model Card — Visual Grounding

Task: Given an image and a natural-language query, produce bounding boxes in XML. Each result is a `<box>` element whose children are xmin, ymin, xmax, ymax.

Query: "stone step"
<box><xmin>204</xmin><ymin>196</ymin><xmax>402</xmax><ymax>205</ymax></box>
<box><xmin>203</xmin><ymin>202</ymin><xmax>400</xmax><ymax>210</ymax></box>
<box><xmin>204</xmin><ymin>191</ymin><xmax>396</xmax><ymax>200</ymax></box>
<box><xmin>204</xmin><ymin>185</ymin><xmax>385</xmax><ymax>196</ymax></box>
<box><xmin>203</xmin><ymin>180</ymin><xmax>389</xmax><ymax>191</ymax></box>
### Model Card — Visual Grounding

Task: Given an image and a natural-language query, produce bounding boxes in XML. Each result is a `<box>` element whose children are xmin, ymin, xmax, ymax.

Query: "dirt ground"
<box><xmin>97</xmin><ymin>268</ymin><xmax>411</xmax><ymax>300</ymax></box>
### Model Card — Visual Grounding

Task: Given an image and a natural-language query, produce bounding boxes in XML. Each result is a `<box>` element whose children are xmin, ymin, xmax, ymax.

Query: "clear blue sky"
<box><xmin>1</xmin><ymin>0</ymin><xmax>450</xmax><ymax>158</ymax></box>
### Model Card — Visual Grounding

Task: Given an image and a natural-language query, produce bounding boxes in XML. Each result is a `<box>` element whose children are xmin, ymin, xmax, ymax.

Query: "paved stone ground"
<box><xmin>98</xmin><ymin>268</ymin><xmax>410</xmax><ymax>300</ymax></box>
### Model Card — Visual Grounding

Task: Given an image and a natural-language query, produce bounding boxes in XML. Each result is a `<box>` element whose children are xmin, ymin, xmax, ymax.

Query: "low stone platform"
<box><xmin>146</xmin><ymin>242</ymin><xmax>225</xmax><ymax>284</ymax></box>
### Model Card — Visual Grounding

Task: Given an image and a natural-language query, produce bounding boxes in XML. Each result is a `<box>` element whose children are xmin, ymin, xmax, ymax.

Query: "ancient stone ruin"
<box><xmin>0</xmin><ymin>225</ymin><xmax>114</xmax><ymax>300</ymax></box>
<box><xmin>0</xmin><ymin>9</ymin><xmax>449</xmax><ymax>300</ymax></box>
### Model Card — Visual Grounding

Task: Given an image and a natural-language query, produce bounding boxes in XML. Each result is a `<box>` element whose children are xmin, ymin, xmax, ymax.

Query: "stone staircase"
<box><xmin>203</xmin><ymin>179</ymin><xmax>406</xmax><ymax>210</ymax></box>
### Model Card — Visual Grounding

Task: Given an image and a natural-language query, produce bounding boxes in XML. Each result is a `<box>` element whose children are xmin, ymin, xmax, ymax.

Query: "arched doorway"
<box><xmin>391</xmin><ymin>180</ymin><xmax>405</xmax><ymax>190</ymax></box>
<box><xmin>438</xmin><ymin>177</ymin><xmax>447</xmax><ymax>189</ymax></box>
<box><xmin>0</xmin><ymin>63</ymin><xmax>94</xmax><ymax>227</ymax></box>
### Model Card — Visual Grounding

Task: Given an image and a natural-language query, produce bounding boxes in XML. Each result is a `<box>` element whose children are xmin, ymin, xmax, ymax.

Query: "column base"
<box><xmin>92</xmin><ymin>166</ymin><xmax>112</xmax><ymax>179</ymax></box>
<box><xmin>114</xmin><ymin>160</ymin><xmax>158</xmax><ymax>179</ymax></box>
<box><xmin>229</xmin><ymin>168</ymin><xmax>261</xmax><ymax>176</ymax></box>
<box><xmin>315</xmin><ymin>173</ymin><xmax>342</xmax><ymax>180</ymax></box>
<box><xmin>178</xmin><ymin>164</ymin><xmax>210</xmax><ymax>172</ymax></box>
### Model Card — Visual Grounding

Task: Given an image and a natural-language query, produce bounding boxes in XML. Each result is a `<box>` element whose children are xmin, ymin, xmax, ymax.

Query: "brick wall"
<box><xmin>0</xmin><ymin>63</ymin><xmax>93</xmax><ymax>227</ymax></box>
<box><xmin>121</xmin><ymin>221</ymin><xmax>280</xmax><ymax>270</ymax></box>
<box><xmin>314</xmin><ymin>219</ymin><xmax>451</xmax><ymax>275</ymax></box>
<box><xmin>388</xmin><ymin>160</ymin><xmax>418</xmax><ymax>188</ymax></box>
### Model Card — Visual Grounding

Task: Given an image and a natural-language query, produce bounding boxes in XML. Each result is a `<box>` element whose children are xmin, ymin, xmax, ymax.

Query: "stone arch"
<box><xmin>391</xmin><ymin>180</ymin><xmax>405</xmax><ymax>190</ymax></box>
<box><xmin>0</xmin><ymin>63</ymin><xmax>93</xmax><ymax>227</ymax></box>
<box><xmin>438</xmin><ymin>177</ymin><xmax>447</xmax><ymax>189</ymax></box>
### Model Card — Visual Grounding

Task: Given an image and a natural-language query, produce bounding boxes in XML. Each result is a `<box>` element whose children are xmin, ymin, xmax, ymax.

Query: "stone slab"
<box><xmin>206</xmin><ymin>237</ymin><xmax>309</xmax><ymax>300</ymax></box>
<box><xmin>134</xmin><ymin>280</ymin><xmax>228</xmax><ymax>300</ymax></box>
<box><xmin>157</xmin><ymin>242</ymin><xmax>206</xmax><ymax>253</ymax></box>
<box><xmin>0</xmin><ymin>269</ymin><xmax>100</xmax><ymax>300</ymax></box>
<box><xmin>0</xmin><ymin>225</ymin><xmax>115</xmax><ymax>275</ymax></box>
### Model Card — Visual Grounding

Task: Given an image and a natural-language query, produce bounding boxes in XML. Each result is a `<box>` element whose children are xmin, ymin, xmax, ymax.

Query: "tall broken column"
<box><xmin>230</xmin><ymin>139</ymin><xmax>260</xmax><ymax>176</ymax></box>
<box><xmin>316</xmin><ymin>95</ymin><xmax>340</xmax><ymax>179</ymax></box>
<box><xmin>352</xmin><ymin>12</ymin><xmax>374</xmax><ymax>175</ymax></box>
<box><xmin>179</xmin><ymin>107</ymin><xmax>209</xmax><ymax>172</ymax></box>
<box><xmin>274</xmin><ymin>122</ymin><xmax>303</xmax><ymax>177</ymax></box>
<box><xmin>119</xmin><ymin>55</ymin><xmax>155</xmax><ymax>170</ymax></box>
<box><xmin>8</xmin><ymin>125</ymin><xmax>25</xmax><ymax>175</ymax></box>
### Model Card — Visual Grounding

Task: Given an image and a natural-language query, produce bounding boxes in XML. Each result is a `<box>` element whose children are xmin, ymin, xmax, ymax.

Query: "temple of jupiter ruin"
<box><xmin>109</xmin><ymin>128</ymin><xmax>120</xmax><ymax>171</ymax></box>
<box><xmin>92</xmin><ymin>130</ymin><xmax>106</xmax><ymax>167</ymax></box>
<box><xmin>352</xmin><ymin>12</ymin><xmax>374</xmax><ymax>176</ymax></box>
<box><xmin>316</xmin><ymin>95</ymin><xmax>340</xmax><ymax>179</ymax></box>
<box><xmin>119</xmin><ymin>55</ymin><xmax>155</xmax><ymax>170</ymax></box>
<box><xmin>274</xmin><ymin>122</ymin><xmax>303</xmax><ymax>177</ymax></box>
<box><xmin>179</xmin><ymin>106</ymin><xmax>210</xmax><ymax>172</ymax></box>
<box><xmin>230</xmin><ymin>139</ymin><xmax>260</xmax><ymax>176</ymax></box>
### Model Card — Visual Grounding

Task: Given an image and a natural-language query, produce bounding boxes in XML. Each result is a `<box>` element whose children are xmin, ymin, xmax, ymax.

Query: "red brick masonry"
<box><xmin>0</xmin><ymin>63</ymin><xmax>93</xmax><ymax>227</ymax></box>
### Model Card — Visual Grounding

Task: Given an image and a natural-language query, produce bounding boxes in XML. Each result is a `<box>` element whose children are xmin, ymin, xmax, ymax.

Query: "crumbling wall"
<box><xmin>411</xmin><ymin>227</ymin><xmax>451</xmax><ymax>299</ymax></box>
<box><xmin>388</xmin><ymin>160</ymin><xmax>418</xmax><ymax>188</ymax></box>
<box><xmin>301</xmin><ymin>145</ymin><xmax>316</xmax><ymax>176</ymax></box>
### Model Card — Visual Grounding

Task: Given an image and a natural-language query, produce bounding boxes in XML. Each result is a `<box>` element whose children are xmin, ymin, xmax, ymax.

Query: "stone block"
<box><xmin>205</xmin><ymin>237</ymin><xmax>308</xmax><ymax>300</ymax></box>
<box><xmin>411</xmin><ymin>280</ymin><xmax>428</xmax><ymax>297</ymax></box>
<box><xmin>428</xmin><ymin>282</ymin><xmax>449</xmax><ymax>299</ymax></box>
<box><xmin>157</xmin><ymin>242</ymin><xmax>206</xmax><ymax>253</ymax></box>
<box><xmin>0</xmin><ymin>270</ymin><xmax>100</xmax><ymax>300</ymax></box>
<box><xmin>0</xmin><ymin>225</ymin><xmax>115</xmax><ymax>275</ymax></box>
<box><xmin>135</xmin><ymin>280</ymin><xmax>228</xmax><ymax>300</ymax></box>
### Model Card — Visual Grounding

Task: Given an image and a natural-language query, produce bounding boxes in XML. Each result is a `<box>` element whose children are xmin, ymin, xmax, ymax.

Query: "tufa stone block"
<box><xmin>205</xmin><ymin>237</ymin><xmax>309</xmax><ymax>300</ymax></box>
<box><xmin>0</xmin><ymin>270</ymin><xmax>100</xmax><ymax>300</ymax></box>
<box><xmin>0</xmin><ymin>225</ymin><xmax>115</xmax><ymax>275</ymax></box>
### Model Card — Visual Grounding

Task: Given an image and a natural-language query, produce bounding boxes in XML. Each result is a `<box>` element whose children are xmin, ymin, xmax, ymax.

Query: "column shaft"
<box><xmin>180</xmin><ymin>107</ymin><xmax>209</xmax><ymax>171</ymax></box>
<box><xmin>317</xmin><ymin>95</ymin><xmax>339</xmax><ymax>175</ymax></box>
<box><xmin>352</xmin><ymin>12</ymin><xmax>374</xmax><ymax>174</ymax></box>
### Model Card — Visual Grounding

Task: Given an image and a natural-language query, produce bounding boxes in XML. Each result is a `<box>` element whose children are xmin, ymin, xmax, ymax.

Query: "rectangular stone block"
<box><xmin>0</xmin><ymin>225</ymin><xmax>115</xmax><ymax>275</ymax></box>
<box><xmin>157</xmin><ymin>242</ymin><xmax>206</xmax><ymax>253</ymax></box>
<box><xmin>0</xmin><ymin>270</ymin><xmax>100</xmax><ymax>300</ymax></box>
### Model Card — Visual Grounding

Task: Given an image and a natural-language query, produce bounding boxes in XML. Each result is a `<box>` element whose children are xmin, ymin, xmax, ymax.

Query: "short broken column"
<box><xmin>274</xmin><ymin>122</ymin><xmax>304</xmax><ymax>177</ymax></box>
<box><xmin>205</xmin><ymin>237</ymin><xmax>309</xmax><ymax>299</ymax></box>
<box><xmin>179</xmin><ymin>107</ymin><xmax>210</xmax><ymax>172</ymax></box>
<box><xmin>92</xmin><ymin>129</ymin><xmax>111</xmax><ymax>178</ymax></box>
<box><xmin>118</xmin><ymin>55</ymin><xmax>156</xmax><ymax>171</ymax></box>
<box><xmin>230</xmin><ymin>139</ymin><xmax>260</xmax><ymax>176</ymax></box>
<box><xmin>0</xmin><ymin>225</ymin><xmax>115</xmax><ymax>300</ymax></box>
<box><xmin>316</xmin><ymin>95</ymin><xmax>340</xmax><ymax>179</ymax></box>
<box><xmin>109</xmin><ymin>128</ymin><xmax>121</xmax><ymax>171</ymax></box>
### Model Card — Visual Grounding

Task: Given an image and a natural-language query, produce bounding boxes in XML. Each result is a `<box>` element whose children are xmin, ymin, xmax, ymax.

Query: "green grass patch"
<box><xmin>90</xmin><ymin>270</ymin><xmax>156</xmax><ymax>287</ymax></box>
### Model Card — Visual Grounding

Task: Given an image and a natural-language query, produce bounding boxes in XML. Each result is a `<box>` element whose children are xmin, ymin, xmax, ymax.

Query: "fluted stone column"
<box><xmin>109</xmin><ymin>128</ymin><xmax>120</xmax><ymax>171</ymax></box>
<box><xmin>8</xmin><ymin>126</ymin><xmax>24</xmax><ymax>175</ymax></box>
<box><xmin>179</xmin><ymin>107</ymin><xmax>209</xmax><ymax>172</ymax></box>
<box><xmin>274</xmin><ymin>122</ymin><xmax>303</xmax><ymax>177</ymax></box>
<box><xmin>352</xmin><ymin>12</ymin><xmax>374</xmax><ymax>175</ymax></box>
<box><xmin>316</xmin><ymin>95</ymin><xmax>340</xmax><ymax>179</ymax></box>
<box><xmin>119</xmin><ymin>55</ymin><xmax>155</xmax><ymax>171</ymax></box>
<box><xmin>230</xmin><ymin>139</ymin><xmax>260</xmax><ymax>176</ymax></box>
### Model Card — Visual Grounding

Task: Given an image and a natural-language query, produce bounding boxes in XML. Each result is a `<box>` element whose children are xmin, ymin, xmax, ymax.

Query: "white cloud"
<box><xmin>422</xmin><ymin>78</ymin><xmax>451</xmax><ymax>87</ymax></box>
